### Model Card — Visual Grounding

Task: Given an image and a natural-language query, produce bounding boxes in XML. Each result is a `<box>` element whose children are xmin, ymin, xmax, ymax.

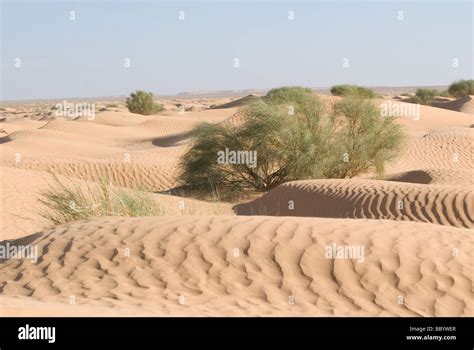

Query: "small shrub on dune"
<box><xmin>180</xmin><ymin>86</ymin><xmax>405</xmax><ymax>193</ymax></box>
<box><xmin>410</xmin><ymin>88</ymin><xmax>438</xmax><ymax>105</ymax></box>
<box><xmin>126</xmin><ymin>90</ymin><xmax>164</xmax><ymax>115</ymax></box>
<box><xmin>39</xmin><ymin>177</ymin><xmax>162</xmax><ymax>225</ymax></box>
<box><xmin>264</xmin><ymin>86</ymin><xmax>314</xmax><ymax>103</ymax></box>
<box><xmin>448</xmin><ymin>79</ymin><xmax>474</xmax><ymax>98</ymax></box>
<box><xmin>330</xmin><ymin>84</ymin><xmax>377</xmax><ymax>99</ymax></box>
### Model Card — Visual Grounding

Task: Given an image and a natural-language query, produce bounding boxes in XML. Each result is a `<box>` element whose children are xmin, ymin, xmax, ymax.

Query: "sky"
<box><xmin>1</xmin><ymin>0</ymin><xmax>473</xmax><ymax>100</ymax></box>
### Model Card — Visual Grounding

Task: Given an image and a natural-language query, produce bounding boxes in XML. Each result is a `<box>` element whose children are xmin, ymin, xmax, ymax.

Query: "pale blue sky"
<box><xmin>1</xmin><ymin>0</ymin><xmax>472</xmax><ymax>100</ymax></box>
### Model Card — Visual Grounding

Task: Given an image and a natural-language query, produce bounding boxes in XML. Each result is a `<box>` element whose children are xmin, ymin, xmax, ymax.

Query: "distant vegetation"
<box><xmin>330</xmin><ymin>84</ymin><xmax>377</xmax><ymax>99</ymax></box>
<box><xmin>406</xmin><ymin>82</ymin><xmax>472</xmax><ymax>105</ymax></box>
<box><xmin>126</xmin><ymin>90</ymin><xmax>164</xmax><ymax>115</ymax></box>
<box><xmin>39</xmin><ymin>177</ymin><xmax>162</xmax><ymax>225</ymax></box>
<box><xmin>180</xmin><ymin>86</ymin><xmax>405</xmax><ymax>192</ymax></box>
<box><xmin>448</xmin><ymin>80</ymin><xmax>474</xmax><ymax>98</ymax></box>
<box><xmin>438</xmin><ymin>90</ymin><xmax>451</xmax><ymax>98</ymax></box>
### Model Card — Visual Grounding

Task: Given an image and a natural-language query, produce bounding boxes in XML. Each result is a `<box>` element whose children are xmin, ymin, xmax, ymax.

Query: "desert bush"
<box><xmin>264</xmin><ymin>86</ymin><xmax>314</xmax><ymax>103</ymax></box>
<box><xmin>180</xmin><ymin>86</ymin><xmax>404</xmax><ymax>192</ymax></box>
<box><xmin>330</xmin><ymin>84</ymin><xmax>377</xmax><ymax>99</ymax></box>
<box><xmin>448</xmin><ymin>79</ymin><xmax>474</xmax><ymax>98</ymax></box>
<box><xmin>410</xmin><ymin>88</ymin><xmax>438</xmax><ymax>105</ymax></box>
<box><xmin>39</xmin><ymin>177</ymin><xmax>162</xmax><ymax>225</ymax></box>
<box><xmin>126</xmin><ymin>90</ymin><xmax>164</xmax><ymax>115</ymax></box>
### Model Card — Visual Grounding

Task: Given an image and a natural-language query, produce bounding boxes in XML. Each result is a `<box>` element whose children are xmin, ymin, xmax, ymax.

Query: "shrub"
<box><xmin>126</xmin><ymin>90</ymin><xmax>164</xmax><ymax>115</ymax></box>
<box><xmin>39</xmin><ymin>177</ymin><xmax>163</xmax><ymax>225</ymax></box>
<box><xmin>448</xmin><ymin>80</ymin><xmax>474</xmax><ymax>98</ymax></box>
<box><xmin>264</xmin><ymin>86</ymin><xmax>314</xmax><ymax>103</ymax></box>
<box><xmin>180</xmin><ymin>86</ymin><xmax>404</xmax><ymax>192</ymax></box>
<box><xmin>410</xmin><ymin>88</ymin><xmax>438</xmax><ymax>105</ymax></box>
<box><xmin>330</xmin><ymin>84</ymin><xmax>377</xmax><ymax>99</ymax></box>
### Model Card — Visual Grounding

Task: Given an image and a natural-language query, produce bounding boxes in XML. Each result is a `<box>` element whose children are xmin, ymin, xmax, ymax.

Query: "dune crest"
<box><xmin>432</xmin><ymin>95</ymin><xmax>474</xmax><ymax>115</ymax></box>
<box><xmin>234</xmin><ymin>179</ymin><xmax>474</xmax><ymax>228</ymax></box>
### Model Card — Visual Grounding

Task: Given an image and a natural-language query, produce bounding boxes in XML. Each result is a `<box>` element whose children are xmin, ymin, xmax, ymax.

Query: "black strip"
<box><xmin>0</xmin><ymin>317</ymin><xmax>472</xmax><ymax>348</ymax></box>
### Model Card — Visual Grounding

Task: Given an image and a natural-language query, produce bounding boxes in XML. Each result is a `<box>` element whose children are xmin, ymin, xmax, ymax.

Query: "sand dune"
<box><xmin>0</xmin><ymin>216</ymin><xmax>472</xmax><ymax>316</ymax></box>
<box><xmin>0</xmin><ymin>119</ymin><xmax>47</xmax><ymax>134</ymax></box>
<box><xmin>234</xmin><ymin>179</ymin><xmax>473</xmax><ymax>228</ymax></box>
<box><xmin>432</xmin><ymin>95</ymin><xmax>474</xmax><ymax>115</ymax></box>
<box><xmin>209</xmin><ymin>94</ymin><xmax>260</xmax><ymax>109</ymax></box>
<box><xmin>385</xmin><ymin>168</ymin><xmax>474</xmax><ymax>186</ymax></box>
<box><xmin>0</xmin><ymin>108</ymin><xmax>239</xmax><ymax>194</ymax></box>
<box><xmin>402</xmin><ymin>104</ymin><xmax>472</xmax><ymax>130</ymax></box>
<box><xmin>0</xmin><ymin>167</ymin><xmax>52</xmax><ymax>239</ymax></box>
<box><xmin>85</xmin><ymin>110</ymin><xmax>155</xmax><ymax>126</ymax></box>
<box><xmin>386</xmin><ymin>127</ymin><xmax>473</xmax><ymax>186</ymax></box>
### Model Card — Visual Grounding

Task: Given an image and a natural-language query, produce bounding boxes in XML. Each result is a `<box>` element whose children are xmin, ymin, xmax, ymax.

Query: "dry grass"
<box><xmin>39</xmin><ymin>176</ymin><xmax>164</xmax><ymax>225</ymax></box>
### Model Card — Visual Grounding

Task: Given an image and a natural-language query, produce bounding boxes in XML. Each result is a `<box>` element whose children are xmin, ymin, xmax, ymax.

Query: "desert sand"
<box><xmin>0</xmin><ymin>93</ymin><xmax>473</xmax><ymax>316</ymax></box>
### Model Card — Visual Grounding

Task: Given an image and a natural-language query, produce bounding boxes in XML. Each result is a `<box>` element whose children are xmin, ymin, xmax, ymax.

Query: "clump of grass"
<box><xmin>330</xmin><ymin>84</ymin><xmax>377</xmax><ymax>99</ymax></box>
<box><xmin>39</xmin><ymin>176</ymin><xmax>163</xmax><ymax>226</ymax></box>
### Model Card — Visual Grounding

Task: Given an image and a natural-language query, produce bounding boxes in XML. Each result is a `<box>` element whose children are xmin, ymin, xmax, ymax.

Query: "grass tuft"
<box><xmin>39</xmin><ymin>176</ymin><xmax>164</xmax><ymax>225</ymax></box>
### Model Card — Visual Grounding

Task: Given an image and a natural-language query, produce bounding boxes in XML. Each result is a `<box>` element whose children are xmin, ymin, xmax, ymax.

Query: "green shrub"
<box><xmin>330</xmin><ymin>84</ymin><xmax>377</xmax><ymax>99</ymax></box>
<box><xmin>264</xmin><ymin>86</ymin><xmax>314</xmax><ymax>103</ymax></box>
<box><xmin>410</xmin><ymin>88</ymin><xmax>438</xmax><ymax>105</ymax></box>
<box><xmin>126</xmin><ymin>90</ymin><xmax>164</xmax><ymax>115</ymax></box>
<box><xmin>180</xmin><ymin>86</ymin><xmax>404</xmax><ymax>192</ymax></box>
<box><xmin>448</xmin><ymin>80</ymin><xmax>474</xmax><ymax>98</ymax></box>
